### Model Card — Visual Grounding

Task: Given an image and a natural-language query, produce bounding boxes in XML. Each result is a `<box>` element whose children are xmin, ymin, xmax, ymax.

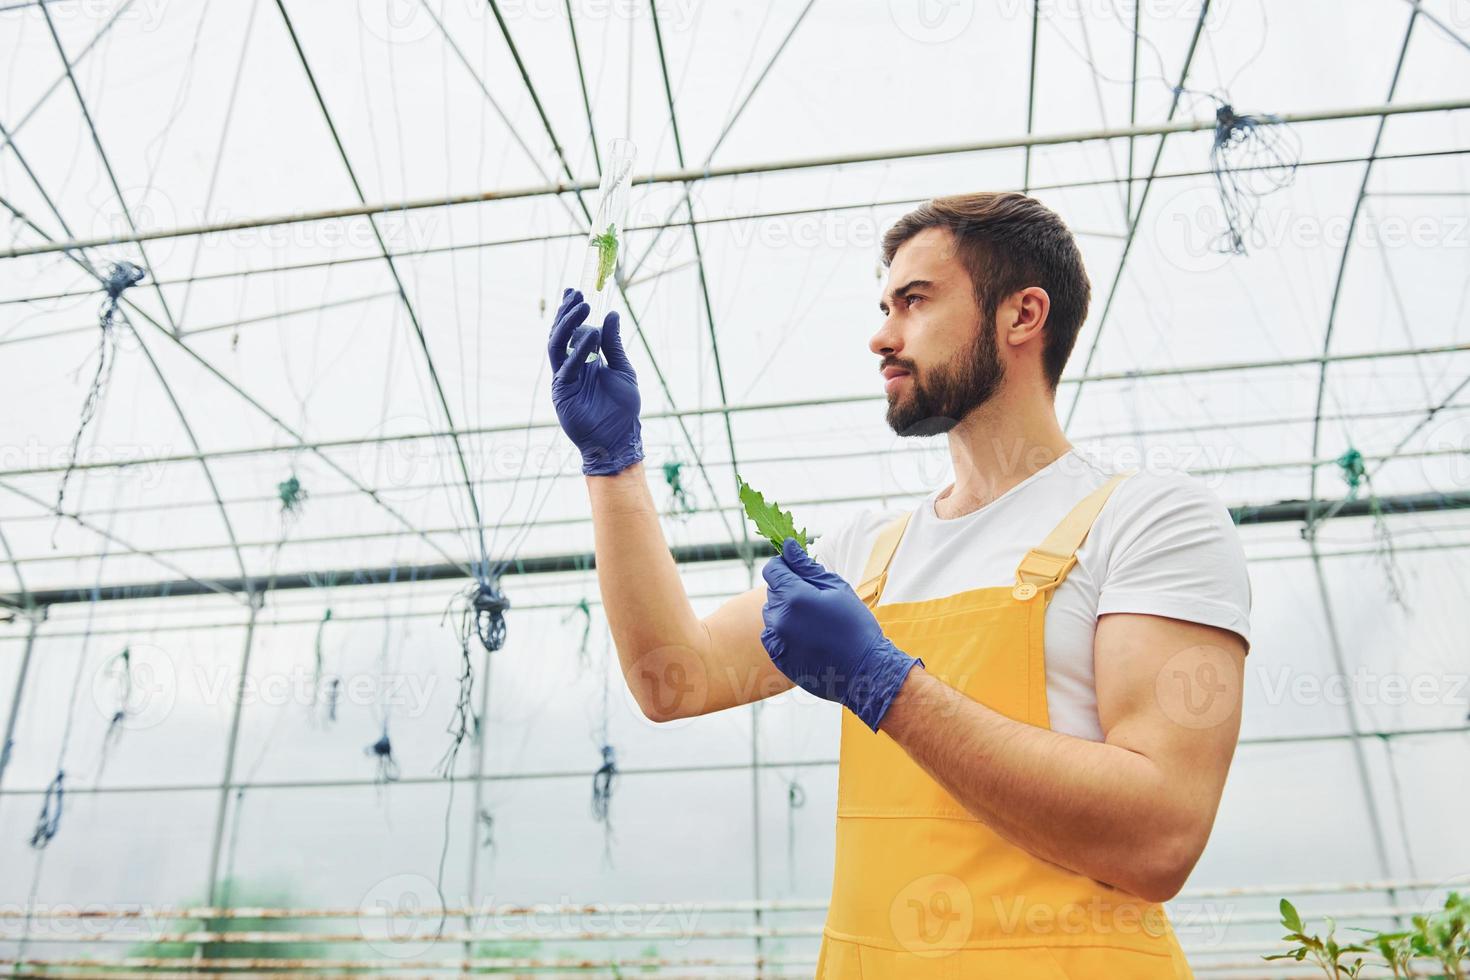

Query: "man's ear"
<box><xmin>1003</xmin><ymin>286</ymin><xmax>1051</xmax><ymax>348</ymax></box>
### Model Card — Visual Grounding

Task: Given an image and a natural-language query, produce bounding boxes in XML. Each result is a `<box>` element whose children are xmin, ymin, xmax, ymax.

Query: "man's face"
<box><xmin>872</xmin><ymin>227</ymin><xmax>1004</xmax><ymax>437</ymax></box>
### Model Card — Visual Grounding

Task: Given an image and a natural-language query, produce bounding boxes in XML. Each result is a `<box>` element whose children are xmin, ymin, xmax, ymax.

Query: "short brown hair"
<box><xmin>881</xmin><ymin>192</ymin><xmax>1090</xmax><ymax>390</ymax></box>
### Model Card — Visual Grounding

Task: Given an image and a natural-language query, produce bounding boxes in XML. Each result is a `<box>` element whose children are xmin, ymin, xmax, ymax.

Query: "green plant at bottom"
<box><xmin>1266</xmin><ymin>891</ymin><xmax>1470</xmax><ymax>980</ymax></box>
<box><xmin>1409</xmin><ymin>891</ymin><xmax>1468</xmax><ymax>979</ymax></box>
<box><xmin>1265</xmin><ymin>898</ymin><xmax>1368</xmax><ymax>978</ymax></box>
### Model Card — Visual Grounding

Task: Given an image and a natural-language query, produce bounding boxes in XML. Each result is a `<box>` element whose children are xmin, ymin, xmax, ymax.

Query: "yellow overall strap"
<box><xmin>854</xmin><ymin>511</ymin><xmax>912</xmax><ymax>605</ymax></box>
<box><xmin>1012</xmin><ymin>469</ymin><xmax>1136</xmax><ymax>601</ymax></box>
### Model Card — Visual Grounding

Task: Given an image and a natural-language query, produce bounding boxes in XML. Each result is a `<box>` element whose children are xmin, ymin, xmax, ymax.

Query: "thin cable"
<box><xmin>176</xmin><ymin>0</ymin><xmax>262</xmax><ymax>330</ymax></box>
<box><xmin>38</xmin><ymin>1</ymin><xmax>181</xmax><ymax>334</ymax></box>
<box><xmin>1063</xmin><ymin>0</ymin><xmax>1211</xmax><ymax>430</ymax></box>
<box><xmin>0</xmin><ymin>191</ymin><xmax>476</xmax><ymax>583</ymax></box>
<box><xmin>647</xmin><ymin>0</ymin><xmax>754</xmax><ymax>577</ymax></box>
<box><xmin>274</xmin><ymin>0</ymin><xmax>491</xmax><ymax>579</ymax></box>
<box><xmin>1305</xmin><ymin>8</ymin><xmax>1420</xmax><ymax>534</ymax></box>
<box><xmin>623</xmin><ymin>0</ymin><xmax>818</xmax><ymax>284</ymax></box>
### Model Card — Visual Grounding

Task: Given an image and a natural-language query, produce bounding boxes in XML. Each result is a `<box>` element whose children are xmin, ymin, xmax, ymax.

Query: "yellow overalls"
<box><xmin>815</xmin><ymin>473</ymin><xmax>1195</xmax><ymax>979</ymax></box>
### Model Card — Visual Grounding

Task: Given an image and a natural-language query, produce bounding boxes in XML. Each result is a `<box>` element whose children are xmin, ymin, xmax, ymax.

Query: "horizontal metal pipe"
<box><xmin>5</xmin><ymin>490</ymin><xmax>1469</xmax><ymax>607</ymax></box>
<box><xmin>3</xmin><ymin>145</ymin><xmax>1465</xmax><ymax>310</ymax></box>
<box><xmin>0</xmin><ymin>726</ymin><xmax>1462</xmax><ymax>801</ymax></box>
<box><xmin>0</xmin><ymin>879</ymin><xmax>1445</xmax><ymax>921</ymax></box>
<box><xmin>5</xmin><ymin>399</ymin><xmax>1465</xmax><ymax>528</ymax></box>
<box><xmin>3</xmin><ymin>98</ymin><xmax>1465</xmax><ymax>261</ymax></box>
<box><xmin>3</xmin><ymin>339</ymin><xmax>1465</xmax><ymax>480</ymax></box>
<box><xmin>12</xmin><ymin>445</ymin><xmax>1470</xmax><ymax>569</ymax></box>
<box><xmin>13</xmin><ymin>534</ymin><xmax>1470</xmax><ymax>641</ymax></box>
<box><xmin>0</xmin><ymin>905</ymin><xmax>1411</xmax><ymax>940</ymax></box>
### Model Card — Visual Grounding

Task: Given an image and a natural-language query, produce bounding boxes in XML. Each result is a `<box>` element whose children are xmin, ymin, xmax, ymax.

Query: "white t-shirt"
<box><xmin>807</xmin><ymin>449</ymin><xmax>1252</xmax><ymax>742</ymax></box>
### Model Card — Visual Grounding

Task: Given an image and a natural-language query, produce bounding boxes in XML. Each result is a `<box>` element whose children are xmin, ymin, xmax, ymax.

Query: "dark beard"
<box><xmin>885</xmin><ymin>315</ymin><xmax>1004</xmax><ymax>437</ymax></box>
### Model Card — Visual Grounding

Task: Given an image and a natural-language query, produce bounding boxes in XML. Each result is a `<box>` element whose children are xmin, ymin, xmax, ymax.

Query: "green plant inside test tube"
<box><xmin>591</xmin><ymin>224</ymin><xmax>618</xmax><ymax>291</ymax></box>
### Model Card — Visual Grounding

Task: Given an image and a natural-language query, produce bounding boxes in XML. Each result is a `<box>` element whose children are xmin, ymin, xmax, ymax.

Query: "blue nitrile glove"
<box><xmin>547</xmin><ymin>287</ymin><xmax>644</xmax><ymax>477</ymax></box>
<box><xmin>760</xmin><ymin>537</ymin><xmax>925</xmax><ymax>732</ymax></box>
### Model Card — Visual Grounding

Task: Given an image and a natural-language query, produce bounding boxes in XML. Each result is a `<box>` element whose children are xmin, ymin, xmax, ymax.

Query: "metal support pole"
<box><xmin>0</xmin><ymin>610</ymin><xmax>44</xmax><ymax>800</ymax></box>
<box><xmin>204</xmin><ymin>595</ymin><xmax>262</xmax><ymax>905</ymax></box>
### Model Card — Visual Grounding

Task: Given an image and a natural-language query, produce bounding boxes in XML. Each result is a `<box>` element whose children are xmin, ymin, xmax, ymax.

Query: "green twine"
<box><xmin>1335</xmin><ymin>446</ymin><xmax>1406</xmax><ymax>606</ymax></box>
<box><xmin>312</xmin><ymin>609</ymin><xmax>332</xmax><ymax>722</ymax></box>
<box><xmin>1335</xmin><ymin>448</ymin><xmax>1366</xmax><ymax>499</ymax></box>
<box><xmin>562</xmin><ymin>597</ymin><xmax>592</xmax><ymax>668</ymax></box>
<box><xmin>662</xmin><ymin>460</ymin><xmax>696</xmax><ymax>517</ymax></box>
<box><xmin>278</xmin><ymin>474</ymin><xmax>308</xmax><ymax>517</ymax></box>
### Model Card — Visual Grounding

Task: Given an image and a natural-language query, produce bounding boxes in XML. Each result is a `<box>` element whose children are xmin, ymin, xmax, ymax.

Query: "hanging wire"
<box><xmin>590</xmin><ymin>625</ymin><xmax>617</xmax><ymax>866</ymax></box>
<box><xmin>478</xmin><ymin>807</ymin><xmax>496</xmax><ymax>852</ymax></box>
<box><xmin>1208</xmin><ymin>99</ymin><xmax>1300</xmax><ymax>255</ymax></box>
<box><xmin>29</xmin><ymin>519</ymin><xmax>114</xmax><ymax>849</ymax></box>
<box><xmin>365</xmin><ymin>723</ymin><xmax>399</xmax><ymax>784</ymax></box>
<box><xmin>309</xmin><ymin>607</ymin><xmax>333</xmax><ymax>726</ymax></box>
<box><xmin>53</xmin><ymin>261</ymin><xmax>146</xmax><ymax>526</ymax></box>
<box><xmin>562</xmin><ymin>596</ymin><xmax>592</xmax><ymax>670</ymax></box>
<box><xmin>324</xmin><ymin>676</ymin><xmax>341</xmax><ymax>724</ymax></box>
<box><xmin>92</xmin><ymin>645</ymin><xmax>133</xmax><ymax>779</ymax></box>
<box><xmin>591</xmin><ymin>744</ymin><xmax>617</xmax><ymax>822</ymax></box>
<box><xmin>367</xmin><ymin>567</ymin><xmax>406</xmax><ymax>788</ymax></box>
<box><xmin>1335</xmin><ymin>447</ymin><xmax>1407</xmax><ymax>606</ymax></box>
<box><xmin>437</xmin><ymin>579</ymin><xmax>508</xmax><ymax>777</ymax></box>
<box><xmin>28</xmin><ymin>771</ymin><xmax>64</xmax><ymax>849</ymax></box>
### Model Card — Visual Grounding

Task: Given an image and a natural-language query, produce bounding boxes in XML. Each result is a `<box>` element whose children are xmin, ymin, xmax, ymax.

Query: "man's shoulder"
<box><xmin>810</xmin><ymin>503</ymin><xmax>915</xmax><ymax>584</ymax></box>
<box><xmin>1102</xmin><ymin>462</ymin><xmax>1236</xmax><ymax>526</ymax></box>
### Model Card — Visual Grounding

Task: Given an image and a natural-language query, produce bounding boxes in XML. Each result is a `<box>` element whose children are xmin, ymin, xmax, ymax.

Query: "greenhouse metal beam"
<box><xmin>477</xmin><ymin>0</ymin><xmax>743</xmax><ymax>558</ymax></box>
<box><xmin>3</xmin><ymin>337</ymin><xmax>1466</xmax><ymax>481</ymax></box>
<box><xmin>203</xmin><ymin>599</ymin><xmax>260</xmax><ymax>907</ymax></box>
<box><xmin>0</xmin><ymin>0</ymin><xmax>136</xmax><ymax>162</ymax></box>
<box><xmin>1306</xmin><ymin>10</ymin><xmax>1422</xmax><ymax>532</ymax></box>
<box><xmin>4</xmin><ymin>398</ymin><xmax>1467</xmax><ymax>528</ymax></box>
<box><xmin>0</xmin><ymin>149</ymin><xmax>253</xmax><ymax>591</ymax></box>
<box><xmin>621</xmin><ymin>0</ymin><xmax>818</xmax><ymax>285</ymax></box>
<box><xmin>6</xmin><ymin>489</ymin><xmax>1470</xmax><ymax>608</ymax></box>
<box><xmin>646</xmin><ymin>0</ymin><xmax>755</xmax><ymax>581</ymax></box>
<box><xmin>14</xmin><ymin>442</ymin><xmax>1470</xmax><ymax>568</ymax></box>
<box><xmin>4</xmin><ymin>97</ymin><xmax>1468</xmax><ymax>262</ymax></box>
<box><xmin>0</xmin><ymin>193</ymin><xmax>472</xmax><ymax>582</ymax></box>
<box><xmin>420</xmin><ymin>0</ymin><xmax>589</xmax><ymax>233</ymax></box>
<box><xmin>0</xmin><ymin>613</ymin><xmax>41</xmax><ymax>794</ymax></box>
<box><xmin>274</xmin><ymin>0</ymin><xmax>491</xmax><ymax>578</ymax></box>
<box><xmin>4</xmin><ymin>145</ymin><xmax>1465</xmax><ymax>309</ymax></box>
<box><xmin>1063</xmin><ymin>0</ymin><xmax>1208</xmax><ymax>430</ymax></box>
<box><xmin>1301</xmin><ymin>8</ymin><xmax>1423</xmax><ymax>905</ymax></box>
<box><xmin>0</xmin><ymin>479</ymin><xmax>247</xmax><ymax>605</ymax></box>
<box><xmin>37</xmin><ymin>2</ymin><xmax>179</xmax><ymax>334</ymax></box>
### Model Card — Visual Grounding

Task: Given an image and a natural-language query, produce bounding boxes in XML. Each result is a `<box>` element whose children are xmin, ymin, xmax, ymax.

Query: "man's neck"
<box><xmin>933</xmin><ymin>388</ymin><xmax>1072</xmax><ymax>520</ymax></box>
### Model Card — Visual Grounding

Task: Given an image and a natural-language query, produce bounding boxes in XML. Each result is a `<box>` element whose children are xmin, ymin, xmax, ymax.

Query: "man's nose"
<box><xmin>870</xmin><ymin>316</ymin><xmax>901</xmax><ymax>356</ymax></box>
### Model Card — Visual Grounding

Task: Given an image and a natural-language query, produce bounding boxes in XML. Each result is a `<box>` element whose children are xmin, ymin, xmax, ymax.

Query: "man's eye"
<box><xmin>905</xmin><ymin>295</ymin><xmax>923</xmax><ymax>307</ymax></box>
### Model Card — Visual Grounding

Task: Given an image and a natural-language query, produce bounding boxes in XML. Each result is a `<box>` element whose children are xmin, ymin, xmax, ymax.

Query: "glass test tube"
<box><xmin>571</xmin><ymin>138</ymin><xmax>638</xmax><ymax>360</ymax></box>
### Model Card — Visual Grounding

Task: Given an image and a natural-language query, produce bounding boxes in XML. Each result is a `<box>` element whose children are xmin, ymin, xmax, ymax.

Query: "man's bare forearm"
<box><xmin>586</xmin><ymin>463</ymin><xmax>706</xmax><ymax>715</ymax></box>
<box><xmin>879</xmin><ymin>667</ymin><xmax>1197</xmax><ymax>901</ymax></box>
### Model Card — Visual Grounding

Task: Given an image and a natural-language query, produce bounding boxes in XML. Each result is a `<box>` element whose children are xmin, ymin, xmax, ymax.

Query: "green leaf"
<box><xmin>1281</xmin><ymin>899</ymin><xmax>1305</xmax><ymax>934</ymax></box>
<box><xmin>738</xmin><ymin>477</ymin><xmax>810</xmax><ymax>554</ymax></box>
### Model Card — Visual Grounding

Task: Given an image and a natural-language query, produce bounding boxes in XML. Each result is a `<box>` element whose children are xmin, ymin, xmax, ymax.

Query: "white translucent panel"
<box><xmin>0</xmin><ymin>623</ymin><xmax>239</xmax><ymax>791</ymax></box>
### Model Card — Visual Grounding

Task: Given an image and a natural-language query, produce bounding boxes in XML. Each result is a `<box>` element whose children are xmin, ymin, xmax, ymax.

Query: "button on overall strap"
<box><xmin>1012</xmin><ymin>470</ymin><xmax>1136</xmax><ymax>601</ymax></box>
<box><xmin>855</xmin><ymin>511</ymin><xmax>911</xmax><ymax>605</ymax></box>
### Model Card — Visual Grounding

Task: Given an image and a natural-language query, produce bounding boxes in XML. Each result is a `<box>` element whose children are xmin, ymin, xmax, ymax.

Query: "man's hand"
<box><xmin>759</xmin><ymin>537</ymin><xmax>924</xmax><ymax>731</ymax></box>
<box><xmin>547</xmin><ymin>287</ymin><xmax>644</xmax><ymax>477</ymax></box>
